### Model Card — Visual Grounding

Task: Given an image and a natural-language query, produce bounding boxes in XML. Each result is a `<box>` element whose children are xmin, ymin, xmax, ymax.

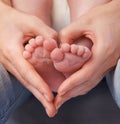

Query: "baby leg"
<box><xmin>12</xmin><ymin>0</ymin><xmax>52</xmax><ymax>26</ymax></box>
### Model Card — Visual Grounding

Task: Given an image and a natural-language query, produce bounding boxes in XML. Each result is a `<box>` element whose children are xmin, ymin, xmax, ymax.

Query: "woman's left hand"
<box><xmin>55</xmin><ymin>0</ymin><xmax>120</xmax><ymax>109</ymax></box>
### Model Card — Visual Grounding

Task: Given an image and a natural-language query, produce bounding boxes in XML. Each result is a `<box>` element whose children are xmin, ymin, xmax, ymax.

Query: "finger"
<box><xmin>55</xmin><ymin>84</ymin><xmax>88</xmax><ymax>110</ymax></box>
<box><xmin>15</xmin><ymin>55</ymin><xmax>53</xmax><ymax>101</ymax></box>
<box><xmin>3</xmin><ymin>56</ymin><xmax>50</xmax><ymax>103</ymax></box>
<box><xmin>55</xmin><ymin>85</ymin><xmax>87</xmax><ymax>110</ymax></box>
<box><xmin>60</xmin><ymin>17</ymin><xmax>90</xmax><ymax>44</ymax></box>
<box><xmin>58</xmin><ymin>43</ymin><xmax>105</xmax><ymax>96</ymax></box>
<box><xmin>58</xmin><ymin>27</ymin><xmax>118</xmax><ymax>96</ymax></box>
<box><xmin>55</xmin><ymin>76</ymin><xmax>102</xmax><ymax>110</ymax></box>
<box><xmin>6</xmin><ymin>44</ymin><xmax>54</xmax><ymax>102</ymax></box>
<box><xmin>3</xmin><ymin>59</ymin><xmax>57</xmax><ymax>117</ymax></box>
<box><xmin>28</xmin><ymin>85</ymin><xmax>57</xmax><ymax>117</ymax></box>
<box><xmin>22</xmin><ymin>15</ymin><xmax>58</xmax><ymax>40</ymax></box>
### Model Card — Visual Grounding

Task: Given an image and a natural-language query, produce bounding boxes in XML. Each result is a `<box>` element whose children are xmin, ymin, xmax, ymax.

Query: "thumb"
<box><xmin>20</xmin><ymin>14</ymin><xmax>58</xmax><ymax>40</ymax></box>
<box><xmin>60</xmin><ymin>16</ymin><xmax>91</xmax><ymax>44</ymax></box>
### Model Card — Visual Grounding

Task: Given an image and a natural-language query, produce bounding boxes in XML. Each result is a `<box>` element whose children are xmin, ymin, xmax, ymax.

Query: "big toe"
<box><xmin>51</xmin><ymin>48</ymin><xmax>64</xmax><ymax>62</ymax></box>
<box><xmin>44</xmin><ymin>38</ymin><xmax>58</xmax><ymax>51</ymax></box>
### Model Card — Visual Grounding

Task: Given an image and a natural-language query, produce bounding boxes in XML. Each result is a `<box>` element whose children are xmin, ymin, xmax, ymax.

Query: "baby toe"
<box><xmin>61</xmin><ymin>43</ymin><xmax>70</xmax><ymax>52</ymax></box>
<box><xmin>77</xmin><ymin>46</ymin><xmax>85</xmax><ymax>56</ymax></box>
<box><xmin>29</xmin><ymin>38</ymin><xmax>38</xmax><ymax>48</ymax></box>
<box><xmin>82</xmin><ymin>47</ymin><xmax>91</xmax><ymax>58</ymax></box>
<box><xmin>35</xmin><ymin>36</ymin><xmax>44</xmax><ymax>46</ymax></box>
<box><xmin>51</xmin><ymin>48</ymin><xmax>64</xmax><ymax>62</ymax></box>
<box><xmin>71</xmin><ymin>44</ymin><xmax>78</xmax><ymax>54</ymax></box>
<box><xmin>44</xmin><ymin>38</ymin><xmax>57</xmax><ymax>51</ymax></box>
<box><xmin>25</xmin><ymin>44</ymin><xmax>34</xmax><ymax>53</ymax></box>
<box><xmin>23</xmin><ymin>51</ymin><xmax>32</xmax><ymax>59</ymax></box>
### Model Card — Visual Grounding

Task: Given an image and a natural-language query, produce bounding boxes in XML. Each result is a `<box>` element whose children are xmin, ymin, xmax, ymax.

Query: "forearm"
<box><xmin>112</xmin><ymin>0</ymin><xmax>120</xmax><ymax>6</ymax></box>
<box><xmin>0</xmin><ymin>0</ymin><xmax>11</xmax><ymax>5</ymax></box>
<box><xmin>0</xmin><ymin>0</ymin><xmax>14</xmax><ymax>17</ymax></box>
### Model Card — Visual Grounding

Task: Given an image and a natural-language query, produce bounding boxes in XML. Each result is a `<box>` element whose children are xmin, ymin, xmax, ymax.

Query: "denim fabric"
<box><xmin>106</xmin><ymin>59</ymin><xmax>120</xmax><ymax>108</ymax></box>
<box><xmin>0</xmin><ymin>57</ymin><xmax>120</xmax><ymax>124</ymax></box>
<box><xmin>0</xmin><ymin>64</ymin><xmax>31</xmax><ymax>124</ymax></box>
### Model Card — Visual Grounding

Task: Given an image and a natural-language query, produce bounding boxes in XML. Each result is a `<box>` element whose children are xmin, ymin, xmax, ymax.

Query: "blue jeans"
<box><xmin>0</xmin><ymin>64</ymin><xmax>31</xmax><ymax>124</ymax></box>
<box><xmin>0</xmin><ymin>58</ymin><xmax>120</xmax><ymax>124</ymax></box>
<box><xmin>106</xmin><ymin>59</ymin><xmax>120</xmax><ymax>108</ymax></box>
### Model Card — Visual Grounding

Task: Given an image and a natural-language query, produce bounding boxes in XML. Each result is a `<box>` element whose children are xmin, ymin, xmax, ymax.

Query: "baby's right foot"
<box><xmin>51</xmin><ymin>37</ymin><xmax>92</xmax><ymax>77</ymax></box>
<box><xmin>23</xmin><ymin>36</ymin><xmax>65</xmax><ymax>92</ymax></box>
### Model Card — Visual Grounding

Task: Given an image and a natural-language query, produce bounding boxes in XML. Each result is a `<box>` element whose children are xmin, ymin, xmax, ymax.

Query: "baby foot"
<box><xmin>23</xmin><ymin>36</ymin><xmax>65</xmax><ymax>92</ymax></box>
<box><xmin>51</xmin><ymin>37</ymin><xmax>92</xmax><ymax>77</ymax></box>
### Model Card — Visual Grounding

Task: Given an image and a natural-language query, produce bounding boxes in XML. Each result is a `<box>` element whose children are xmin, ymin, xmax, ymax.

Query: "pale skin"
<box><xmin>12</xmin><ymin>0</ymin><xmax>93</xmax><ymax>94</ymax></box>
<box><xmin>12</xmin><ymin>0</ymin><xmax>66</xmax><ymax>92</ymax></box>
<box><xmin>0</xmin><ymin>1</ymin><xmax>58</xmax><ymax>117</ymax></box>
<box><xmin>51</xmin><ymin>0</ymin><xmax>110</xmax><ymax>76</ymax></box>
<box><xmin>55</xmin><ymin>0</ymin><xmax>120</xmax><ymax>111</ymax></box>
<box><xmin>11</xmin><ymin>0</ymin><xmax>112</xmax><ymax>116</ymax></box>
<box><xmin>12</xmin><ymin>0</ymin><xmax>90</xmax><ymax>94</ymax></box>
<box><xmin>12</xmin><ymin>0</ymin><xmax>93</xmax><ymax>93</ymax></box>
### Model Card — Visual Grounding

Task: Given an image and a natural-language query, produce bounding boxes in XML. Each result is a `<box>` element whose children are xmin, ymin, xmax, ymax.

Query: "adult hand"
<box><xmin>0</xmin><ymin>2</ymin><xmax>57</xmax><ymax>117</ymax></box>
<box><xmin>55</xmin><ymin>0</ymin><xmax>120</xmax><ymax>109</ymax></box>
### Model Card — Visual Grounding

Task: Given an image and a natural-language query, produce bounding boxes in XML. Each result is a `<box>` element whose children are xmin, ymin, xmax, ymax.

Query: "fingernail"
<box><xmin>45</xmin><ymin>108</ymin><xmax>57</xmax><ymax>118</ymax></box>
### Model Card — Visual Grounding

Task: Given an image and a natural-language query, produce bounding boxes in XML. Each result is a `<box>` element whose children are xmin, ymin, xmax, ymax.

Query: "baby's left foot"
<box><xmin>23</xmin><ymin>36</ymin><xmax>65</xmax><ymax>92</ymax></box>
<box><xmin>51</xmin><ymin>38</ymin><xmax>92</xmax><ymax>77</ymax></box>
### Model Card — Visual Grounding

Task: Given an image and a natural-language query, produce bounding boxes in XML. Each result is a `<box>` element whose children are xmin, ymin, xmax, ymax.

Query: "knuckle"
<box><xmin>35</xmin><ymin>84</ymin><xmax>41</xmax><ymax>91</ymax></box>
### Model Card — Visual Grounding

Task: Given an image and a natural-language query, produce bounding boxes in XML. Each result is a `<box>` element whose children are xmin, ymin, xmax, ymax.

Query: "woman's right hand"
<box><xmin>0</xmin><ymin>2</ymin><xmax>57</xmax><ymax>117</ymax></box>
<box><xmin>55</xmin><ymin>0</ymin><xmax>120</xmax><ymax>110</ymax></box>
